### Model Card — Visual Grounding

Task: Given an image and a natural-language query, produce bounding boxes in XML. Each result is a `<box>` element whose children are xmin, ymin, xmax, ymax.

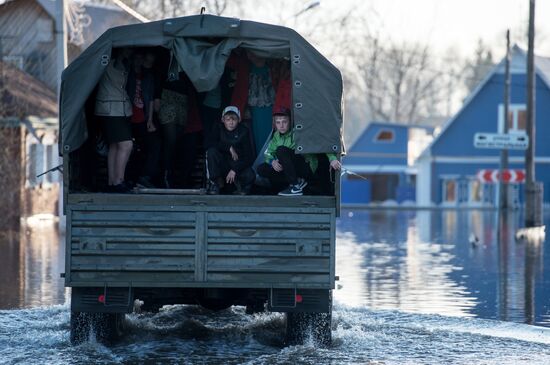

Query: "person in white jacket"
<box><xmin>94</xmin><ymin>48</ymin><xmax>133</xmax><ymax>193</ymax></box>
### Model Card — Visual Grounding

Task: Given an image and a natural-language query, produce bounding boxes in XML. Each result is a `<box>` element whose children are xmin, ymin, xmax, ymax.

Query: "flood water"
<box><xmin>1</xmin><ymin>210</ymin><xmax>550</xmax><ymax>364</ymax></box>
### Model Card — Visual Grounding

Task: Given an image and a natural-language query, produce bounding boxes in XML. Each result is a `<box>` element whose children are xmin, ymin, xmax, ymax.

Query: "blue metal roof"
<box><xmin>344</xmin><ymin>121</ymin><xmax>433</xmax><ymax>168</ymax></box>
<box><xmin>420</xmin><ymin>45</ymin><xmax>550</xmax><ymax>160</ymax></box>
<box><xmin>344</xmin><ymin>122</ymin><xmax>408</xmax><ymax>166</ymax></box>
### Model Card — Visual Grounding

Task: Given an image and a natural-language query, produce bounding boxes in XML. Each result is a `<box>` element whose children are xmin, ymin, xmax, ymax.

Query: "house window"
<box><xmin>26</xmin><ymin>142</ymin><xmax>44</xmax><ymax>187</ymax></box>
<box><xmin>36</xmin><ymin>18</ymin><xmax>54</xmax><ymax>42</ymax></box>
<box><xmin>498</xmin><ymin>104</ymin><xmax>527</xmax><ymax>134</ymax></box>
<box><xmin>458</xmin><ymin>179</ymin><xmax>469</xmax><ymax>203</ymax></box>
<box><xmin>26</xmin><ymin>141</ymin><xmax>61</xmax><ymax>187</ymax></box>
<box><xmin>374</xmin><ymin>129</ymin><xmax>394</xmax><ymax>142</ymax></box>
<box><xmin>442</xmin><ymin>179</ymin><xmax>457</xmax><ymax>203</ymax></box>
<box><xmin>44</xmin><ymin>144</ymin><xmax>60</xmax><ymax>184</ymax></box>
<box><xmin>509</xmin><ymin>184</ymin><xmax>521</xmax><ymax>208</ymax></box>
<box><xmin>27</xmin><ymin>144</ymin><xmax>38</xmax><ymax>186</ymax></box>
<box><xmin>2</xmin><ymin>56</ymin><xmax>24</xmax><ymax>70</ymax></box>
<box><xmin>469</xmin><ymin>180</ymin><xmax>482</xmax><ymax>203</ymax></box>
<box><xmin>482</xmin><ymin>184</ymin><xmax>495</xmax><ymax>205</ymax></box>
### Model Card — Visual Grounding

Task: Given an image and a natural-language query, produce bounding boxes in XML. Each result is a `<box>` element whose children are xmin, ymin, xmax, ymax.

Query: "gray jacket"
<box><xmin>94</xmin><ymin>60</ymin><xmax>132</xmax><ymax>117</ymax></box>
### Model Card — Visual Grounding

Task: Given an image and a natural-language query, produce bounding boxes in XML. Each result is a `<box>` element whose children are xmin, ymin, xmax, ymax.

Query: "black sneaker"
<box><xmin>232</xmin><ymin>181</ymin><xmax>246</xmax><ymax>195</ymax></box>
<box><xmin>137</xmin><ymin>176</ymin><xmax>155</xmax><ymax>188</ymax></box>
<box><xmin>111</xmin><ymin>183</ymin><xmax>131</xmax><ymax>193</ymax></box>
<box><xmin>122</xmin><ymin>181</ymin><xmax>135</xmax><ymax>190</ymax></box>
<box><xmin>207</xmin><ymin>180</ymin><xmax>220</xmax><ymax>195</ymax></box>
<box><xmin>278</xmin><ymin>183</ymin><xmax>303</xmax><ymax>196</ymax></box>
<box><xmin>233</xmin><ymin>183</ymin><xmax>251</xmax><ymax>195</ymax></box>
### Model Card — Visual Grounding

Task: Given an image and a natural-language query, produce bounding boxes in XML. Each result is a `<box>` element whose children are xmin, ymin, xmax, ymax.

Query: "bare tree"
<box><xmin>354</xmin><ymin>34</ymin><xmax>446</xmax><ymax>125</ymax></box>
<box><xmin>111</xmin><ymin>0</ymin><xmax>235</xmax><ymax>19</ymax></box>
<box><xmin>440</xmin><ymin>47</ymin><xmax>467</xmax><ymax>117</ymax></box>
<box><xmin>463</xmin><ymin>39</ymin><xmax>495</xmax><ymax>95</ymax></box>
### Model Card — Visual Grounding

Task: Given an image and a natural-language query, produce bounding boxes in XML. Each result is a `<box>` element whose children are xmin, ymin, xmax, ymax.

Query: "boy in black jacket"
<box><xmin>206</xmin><ymin>106</ymin><xmax>255</xmax><ymax>195</ymax></box>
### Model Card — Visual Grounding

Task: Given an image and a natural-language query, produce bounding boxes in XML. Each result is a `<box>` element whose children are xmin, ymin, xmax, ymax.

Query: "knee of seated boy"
<box><xmin>275</xmin><ymin>145</ymin><xmax>292</xmax><ymax>155</ymax></box>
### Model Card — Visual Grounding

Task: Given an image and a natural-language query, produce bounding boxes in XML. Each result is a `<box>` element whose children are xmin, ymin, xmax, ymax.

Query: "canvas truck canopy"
<box><xmin>59</xmin><ymin>14</ymin><xmax>344</xmax><ymax>155</ymax></box>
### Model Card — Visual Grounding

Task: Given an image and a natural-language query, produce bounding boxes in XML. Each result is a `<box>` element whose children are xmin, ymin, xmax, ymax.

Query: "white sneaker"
<box><xmin>297</xmin><ymin>178</ymin><xmax>308</xmax><ymax>190</ymax></box>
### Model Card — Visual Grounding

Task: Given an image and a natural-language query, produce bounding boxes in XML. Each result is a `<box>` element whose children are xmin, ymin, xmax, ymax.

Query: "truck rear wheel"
<box><xmin>70</xmin><ymin>312</ymin><xmax>125</xmax><ymax>345</ymax></box>
<box><xmin>285</xmin><ymin>311</ymin><xmax>332</xmax><ymax>347</ymax></box>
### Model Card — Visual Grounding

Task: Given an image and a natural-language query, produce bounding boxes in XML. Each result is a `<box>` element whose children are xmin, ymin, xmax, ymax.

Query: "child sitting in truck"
<box><xmin>206</xmin><ymin>106</ymin><xmax>255</xmax><ymax>195</ymax></box>
<box><xmin>257</xmin><ymin>107</ymin><xmax>342</xmax><ymax>196</ymax></box>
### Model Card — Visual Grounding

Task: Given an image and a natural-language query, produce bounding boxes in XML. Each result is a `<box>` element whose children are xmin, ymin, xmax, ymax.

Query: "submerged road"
<box><xmin>0</xmin><ymin>209</ymin><xmax>549</xmax><ymax>364</ymax></box>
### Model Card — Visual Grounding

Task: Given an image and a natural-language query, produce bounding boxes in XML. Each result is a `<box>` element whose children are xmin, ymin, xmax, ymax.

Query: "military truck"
<box><xmin>59</xmin><ymin>15</ymin><xmax>343</xmax><ymax>346</ymax></box>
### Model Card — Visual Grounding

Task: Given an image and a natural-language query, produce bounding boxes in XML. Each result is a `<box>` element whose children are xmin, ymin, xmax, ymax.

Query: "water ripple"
<box><xmin>1</xmin><ymin>304</ymin><xmax>550</xmax><ymax>365</ymax></box>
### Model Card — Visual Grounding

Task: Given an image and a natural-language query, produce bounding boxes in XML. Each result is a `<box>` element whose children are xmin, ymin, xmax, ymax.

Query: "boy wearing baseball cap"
<box><xmin>206</xmin><ymin>106</ymin><xmax>255</xmax><ymax>195</ymax></box>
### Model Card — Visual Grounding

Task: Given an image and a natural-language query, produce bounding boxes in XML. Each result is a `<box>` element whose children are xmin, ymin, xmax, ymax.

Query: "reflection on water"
<box><xmin>335</xmin><ymin>209</ymin><xmax>550</xmax><ymax>327</ymax></box>
<box><xmin>0</xmin><ymin>223</ymin><xmax>68</xmax><ymax>310</ymax></box>
<box><xmin>335</xmin><ymin>210</ymin><xmax>477</xmax><ymax>317</ymax></box>
<box><xmin>1</xmin><ymin>209</ymin><xmax>548</xmax><ymax>329</ymax></box>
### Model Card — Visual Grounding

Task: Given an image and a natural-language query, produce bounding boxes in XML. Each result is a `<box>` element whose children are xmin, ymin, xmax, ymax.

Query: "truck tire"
<box><xmin>70</xmin><ymin>312</ymin><xmax>125</xmax><ymax>345</ymax></box>
<box><xmin>285</xmin><ymin>311</ymin><xmax>332</xmax><ymax>347</ymax></box>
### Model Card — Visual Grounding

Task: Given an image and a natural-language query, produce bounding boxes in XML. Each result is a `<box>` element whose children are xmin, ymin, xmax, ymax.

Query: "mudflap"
<box><xmin>71</xmin><ymin>287</ymin><xmax>134</xmax><ymax>313</ymax></box>
<box><xmin>268</xmin><ymin>289</ymin><xmax>331</xmax><ymax>313</ymax></box>
<box><xmin>70</xmin><ymin>312</ymin><xmax>125</xmax><ymax>345</ymax></box>
<box><xmin>70</xmin><ymin>287</ymin><xmax>132</xmax><ymax>345</ymax></box>
<box><xmin>285</xmin><ymin>311</ymin><xmax>332</xmax><ymax>347</ymax></box>
<box><xmin>268</xmin><ymin>289</ymin><xmax>333</xmax><ymax>347</ymax></box>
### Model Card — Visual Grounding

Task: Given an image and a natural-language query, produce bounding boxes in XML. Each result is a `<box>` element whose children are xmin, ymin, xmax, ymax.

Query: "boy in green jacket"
<box><xmin>257</xmin><ymin>107</ymin><xmax>341</xmax><ymax>196</ymax></box>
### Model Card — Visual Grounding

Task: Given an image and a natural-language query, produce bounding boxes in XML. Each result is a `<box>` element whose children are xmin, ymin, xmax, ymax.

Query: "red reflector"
<box><xmin>98</xmin><ymin>294</ymin><xmax>105</xmax><ymax>303</ymax></box>
<box><xmin>295</xmin><ymin>294</ymin><xmax>303</xmax><ymax>303</ymax></box>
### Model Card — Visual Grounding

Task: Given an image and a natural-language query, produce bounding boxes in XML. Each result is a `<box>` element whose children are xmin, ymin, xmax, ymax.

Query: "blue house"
<box><xmin>416</xmin><ymin>46</ymin><xmax>550</xmax><ymax>207</ymax></box>
<box><xmin>342</xmin><ymin>122</ymin><xmax>434</xmax><ymax>204</ymax></box>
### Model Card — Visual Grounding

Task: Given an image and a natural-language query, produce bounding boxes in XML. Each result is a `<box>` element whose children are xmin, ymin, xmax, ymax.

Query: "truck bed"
<box><xmin>65</xmin><ymin>194</ymin><xmax>336</xmax><ymax>289</ymax></box>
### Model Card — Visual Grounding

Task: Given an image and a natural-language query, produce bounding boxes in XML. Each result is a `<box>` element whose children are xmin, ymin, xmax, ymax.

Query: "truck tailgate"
<box><xmin>66</xmin><ymin>194</ymin><xmax>336</xmax><ymax>289</ymax></box>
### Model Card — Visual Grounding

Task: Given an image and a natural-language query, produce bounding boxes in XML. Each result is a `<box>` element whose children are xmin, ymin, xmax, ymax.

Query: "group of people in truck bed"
<box><xmin>94</xmin><ymin>47</ymin><xmax>341</xmax><ymax>196</ymax></box>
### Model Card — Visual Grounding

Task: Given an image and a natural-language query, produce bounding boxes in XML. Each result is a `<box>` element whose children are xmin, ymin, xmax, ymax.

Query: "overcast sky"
<box><xmin>246</xmin><ymin>0</ymin><xmax>550</xmax><ymax>60</ymax></box>
<box><xmin>356</xmin><ymin>0</ymin><xmax>550</xmax><ymax>57</ymax></box>
<box><xmin>2</xmin><ymin>0</ymin><xmax>547</xmax><ymax>59</ymax></box>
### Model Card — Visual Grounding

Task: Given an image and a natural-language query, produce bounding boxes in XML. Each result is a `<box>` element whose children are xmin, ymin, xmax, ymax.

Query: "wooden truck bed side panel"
<box><xmin>66</xmin><ymin>194</ymin><xmax>336</xmax><ymax>289</ymax></box>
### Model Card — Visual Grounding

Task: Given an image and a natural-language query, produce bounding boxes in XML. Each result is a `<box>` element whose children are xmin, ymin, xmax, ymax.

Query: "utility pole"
<box><xmin>55</xmin><ymin>0</ymin><xmax>67</xmax><ymax>230</ymax></box>
<box><xmin>0</xmin><ymin>37</ymin><xmax>3</xmax><ymax>86</ymax></box>
<box><xmin>525</xmin><ymin>0</ymin><xmax>542</xmax><ymax>227</ymax></box>
<box><xmin>55</xmin><ymin>0</ymin><xmax>68</xmax><ymax>97</ymax></box>
<box><xmin>499</xmin><ymin>30</ymin><xmax>511</xmax><ymax>210</ymax></box>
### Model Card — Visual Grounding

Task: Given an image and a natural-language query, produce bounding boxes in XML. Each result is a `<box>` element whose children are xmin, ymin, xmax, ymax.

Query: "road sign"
<box><xmin>473</xmin><ymin>133</ymin><xmax>529</xmax><ymax>150</ymax></box>
<box><xmin>477</xmin><ymin>169</ymin><xmax>526</xmax><ymax>183</ymax></box>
